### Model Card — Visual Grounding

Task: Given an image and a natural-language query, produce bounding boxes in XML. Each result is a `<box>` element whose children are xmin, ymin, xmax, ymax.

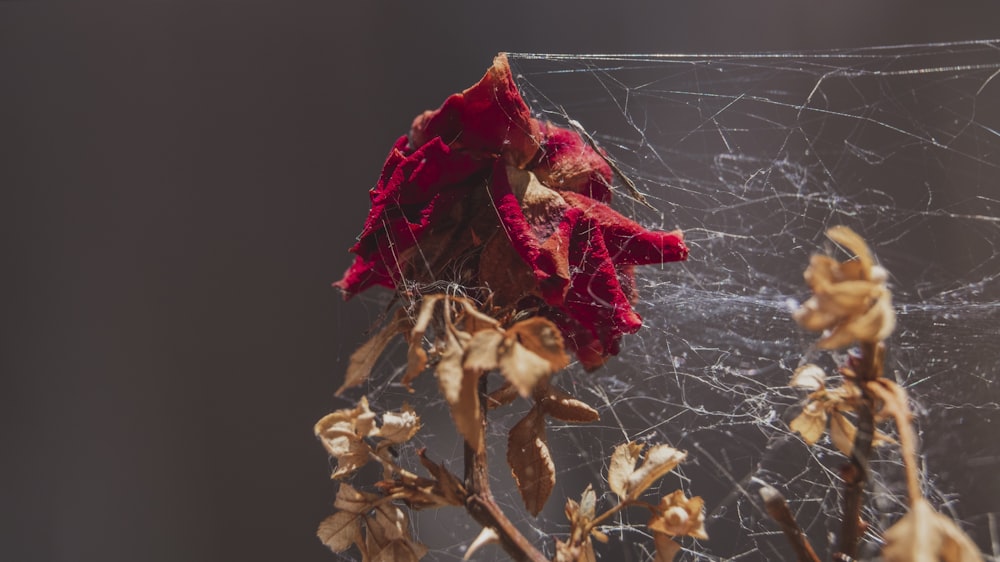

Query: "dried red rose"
<box><xmin>335</xmin><ymin>54</ymin><xmax>688</xmax><ymax>369</ymax></box>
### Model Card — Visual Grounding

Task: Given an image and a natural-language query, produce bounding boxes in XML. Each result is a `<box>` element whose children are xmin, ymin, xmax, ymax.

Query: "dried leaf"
<box><xmin>315</xmin><ymin>398</ymin><xmax>377</xmax><ymax>479</ymax></box>
<box><xmin>828</xmin><ymin>411</ymin><xmax>858</xmax><ymax>456</ymax></box>
<box><xmin>653</xmin><ymin>534</ymin><xmax>683</xmax><ymax>562</ymax></box>
<box><xmin>608</xmin><ymin>442</ymin><xmax>644</xmax><ymax>499</ymax></box>
<box><xmin>826</xmin><ymin>225</ymin><xmax>873</xmax><ymax>275</ymax></box>
<box><xmin>882</xmin><ymin>499</ymin><xmax>983</xmax><ymax>562</ymax></box>
<box><xmin>366</xmin><ymin>502</ymin><xmax>410</xmax><ymax>549</ymax></box>
<box><xmin>317</xmin><ymin>511</ymin><xmax>360</xmax><ymax>553</ymax></box>
<box><xmin>506</xmin><ymin>317</ymin><xmax>570</xmax><ymax>371</ymax></box>
<box><xmin>370</xmin><ymin>540</ymin><xmax>426</xmax><ymax>562</ymax></box>
<box><xmin>507</xmin><ymin>407</ymin><xmax>555</xmax><ymax>515</ymax></box>
<box><xmin>789</xmin><ymin>400</ymin><xmax>828</xmax><ymax>446</ymax></box>
<box><xmin>437</xmin><ymin>339</ymin><xmax>483</xmax><ymax>451</ymax></box>
<box><xmin>463</xmin><ymin>329</ymin><xmax>503</xmax><ymax>373</ymax></box>
<box><xmin>337</xmin><ymin>313</ymin><xmax>409</xmax><ymax>395</ymax></box>
<box><xmin>402</xmin><ymin>343</ymin><xmax>427</xmax><ymax>391</ymax></box>
<box><xmin>541</xmin><ymin>388</ymin><xmax>600</xmax><ymax>423</ymax></box>
<box><xmin>334</xmin><ymin>483</ymin><xmax>378</xmax><ymax>513</ymax></box>
<box><xmin>648</xmin><ymin>490</ymin><xmax>708</xmax><ymax>540</ymax></box>
<box><xmin>498</xmin><ymin>338</ymin><xmax>553</xmax><ymax>397</ymax></box>
<box><xmin>790</xmin><ymin>364</ymin><xmax>826</xmax><ymax>391</ymax></box>
<box><xmin>626</xmin><ymin>445</ymin><xmax>687</xmax><ymax>500</ymax></box>
<box><xmin>377</xmin><ymin>403</ymin><xmax>421</xmax><ymax>445</ymax></box>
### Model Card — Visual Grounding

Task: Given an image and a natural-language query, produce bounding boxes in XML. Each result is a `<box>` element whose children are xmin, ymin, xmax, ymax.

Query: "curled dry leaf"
<box><xmin>315</xmin><ymin>397</ymin><xmax>378</xmax><ymax>479</ymax></box>
<box><xmin>437</xmin><ymin>335</ymin><xmax>483</xmax><ymax>451</ymax></box>
<box><xmin>608</xmin><ymin>442</ymin><xmax>644</xmax><ymax>500</ymax></box>
<box><xmin>648</xmin><ymin>490</ymin><xmax>708</xmax><ymax>540</ymax></box>
<box><xmin>337</xmin><ymin>312</ymin><xmax>410</xmax><ymax>395</ymax></box>
<box><xmin>882</xmin><ymin>499</ymin><xmax>983</xmax><ymax>562</ymax></box>
<box><xmin>789</xmin><ymin>400</ymin><xmax>827</xmax><ymax>446</ymax></box>
<box><xmin>507</xmin><ymin>406</ymin><xmax>555</xmax><ymax>515</ymax></box>
<box><xmin>625</xmin><ymin>444</ymin><xmax>688</xmax><ymax>500</ymax></box>
<box><xmin>540</xmin><ymin>387</ymin><xmax>600</xmax><ymax>423</ymax></box>
<box><xmin>793</xmin><ymin>226</ymin><xmax>896</xmax><ymax>348</ymax></box>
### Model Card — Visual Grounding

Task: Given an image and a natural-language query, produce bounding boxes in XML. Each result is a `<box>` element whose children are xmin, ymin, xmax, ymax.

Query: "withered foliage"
<box><xmin>318</xmin><ymin>293</ymin><xmax>707</xmax><ymax>561</ymax></box>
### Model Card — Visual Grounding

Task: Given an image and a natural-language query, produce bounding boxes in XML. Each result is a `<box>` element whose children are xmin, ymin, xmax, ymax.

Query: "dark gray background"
<box><xmin>2</xmin><ymin>2</ymin><xmax>998</xmax><ymax>561</ymax></box>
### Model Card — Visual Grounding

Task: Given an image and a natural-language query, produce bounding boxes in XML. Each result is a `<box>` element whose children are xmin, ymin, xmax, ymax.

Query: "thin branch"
<box><xmin>759</xmin><ymin>485</ymin><xmax>821</xmax><ymax>562</ymax></box>
<box><xmin>836</xmin><ymin>341</ymin><xmax>880</xmax><ymax>560</ymax></box>
<box><xmin>463</xmin><ymin>375</ymin><xmax>549</xmax><ymax>562</ymax></box>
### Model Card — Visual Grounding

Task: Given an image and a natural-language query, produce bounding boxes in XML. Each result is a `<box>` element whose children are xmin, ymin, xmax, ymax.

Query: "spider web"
<box><xmin>341</xmin><ymin>41</ymin><xmax>1000</xmax><ymax>561</ymax></box>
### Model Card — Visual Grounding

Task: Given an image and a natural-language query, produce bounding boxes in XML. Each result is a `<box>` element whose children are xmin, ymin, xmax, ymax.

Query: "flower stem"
<box><xmin>836</xmin><ymin>341</ymin><xmax>880</xmax><ymax>560</ymax></box>
<box><xmin>463</xmin><ymin>375</ymin><xmax>548</xmax><ymax>562</ymax></box>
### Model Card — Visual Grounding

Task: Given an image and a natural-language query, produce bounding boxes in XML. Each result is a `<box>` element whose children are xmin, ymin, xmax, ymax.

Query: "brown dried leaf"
<box><xmin>377</xmin><ymin>403</ymin><xmax>421</xmax><ymax>445</ymax></box>
<box><xmin>626</xmin><ymin>445</ymin><xmax>687</xmax><ymax>500</ymax></box>
<box><xmin>317</xmin><ymin>511</ymin><xmax>360</xmax><ymax>553</ymax></box>
<box><xmin>507</xmin><ymin>407</ymin><xmax>555</xmax><ymax>515</ymax></box>
<box><xmin>653</xmin><ymin>534</ymin><xmax>683</xmax><ymax>562</ymax></box>
<box><xmin>370</xmin><ymin>540</ymin><xmax>426</xmax><ymax>562</ymax></box>
<box><xmin>882</xmin><ymin>498</ymin><xmax>983</xmax><ymax>562</ymax></box>
<box><xmin>315</xmin><ymin>398</ymin><xmax>377</xmax><ymax>479</ymax></box>
<box><xmin>541</xmin><ymin>388</ymin><xmax>600</xmax><ymax>423</ymax></box>
<box><xmin>402</xmin><ymin>343</ymin><xmax>427</xmax><ymax>391</ymax></box>
<box><xmin>337</xmin><ymin>313</ymin><xmax>410</xmax><ymax>395</ymax></box>
<box><xmin>366</xmin><ymin>502</ymin><xmax>410</xmax><ymax>546</ymax></box>
<box><xmin>789</xmin><ymin>400</ymin><xmax>828</xmax><ymax>446</ymax></box>
<box><xmin>826</xmin><ymin>225</ymin><xmax>873</xmax><ymax>275</ymax></box>
<box><xmin>648</xmin><ymin>490</ymin><xmax>708</xmax><ymax>540</ymax></box>
<box><xmin>498</xmin><ymin>339</ymin><xmax>553</xmax><ymax>398</ymax></box>
<box><xmin>463</xmin><ymin>329</ymin><xmax>503</xmax><ymax>373</ymax></box>
<box><xmin>608</xmin><ymin>441</ymin><xmax>644</xmax><ymax>500</ymax></box>
<box><xmin>828</xmin><ymin>410</ymin><xmax>857</xmax><ymax>456</ymax></box>
<box><xmin>506</xmin><ymin>317</ymin><xmax>570</xmax><ymax>371</ymax></box>
<box><xmin>334</xmin><ymin>483</ymin><xmax>378</xmax><ymax>513</ymax></box>
<box><xmin>437</xmin><ymin>339</ymin><xmax>482</xmax><ymax>451</ymax></box>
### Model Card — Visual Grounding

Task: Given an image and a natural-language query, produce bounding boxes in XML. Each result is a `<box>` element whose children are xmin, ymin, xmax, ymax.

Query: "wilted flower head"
<box><xmin>793</xmin><ymin>226</ymin><xmax>895</xmax><ymax>349</ymax></box>
<box><xmin>335</xmin><ymin>54</ymin><xmax>688</xmax><ymax>369</ymax></box>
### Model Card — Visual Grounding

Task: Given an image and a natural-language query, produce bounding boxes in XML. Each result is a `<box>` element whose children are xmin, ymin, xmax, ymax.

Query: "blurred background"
<box><xmin>2</xmin><ymin>2</ymin><xmax>999</xmax><ymax>561</ymax></box>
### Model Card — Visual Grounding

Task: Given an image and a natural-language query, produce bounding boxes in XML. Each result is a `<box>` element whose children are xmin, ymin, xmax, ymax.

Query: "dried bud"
<box><xmin>793</xmin><ymin>226</ymin><xmax>896</xmax><ymax>348</ymax></box>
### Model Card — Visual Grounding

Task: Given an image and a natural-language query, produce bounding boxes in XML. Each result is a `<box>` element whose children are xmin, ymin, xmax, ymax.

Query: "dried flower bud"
<box><xmin>793</xmin><ymin>226</ymin><xmax>896</xmax><ymax>348</ymax></box>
